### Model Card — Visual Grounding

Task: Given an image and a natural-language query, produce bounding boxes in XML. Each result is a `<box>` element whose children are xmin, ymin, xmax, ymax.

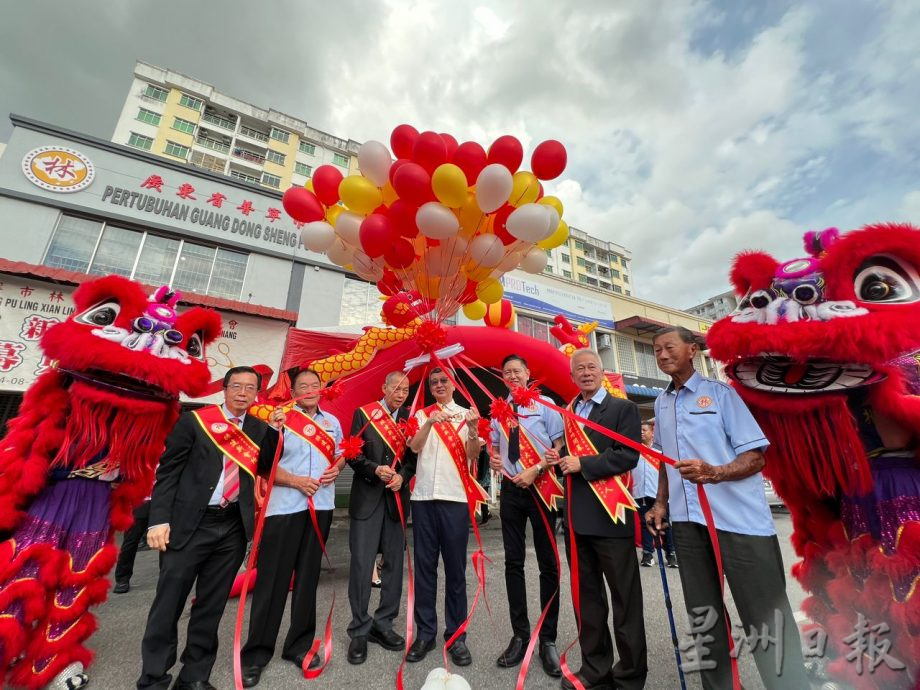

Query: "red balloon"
<box><xmin>492</xmin><ymin>203</ymin><xmax>516</xmax><ymax>245</ymax></box>
<box><xmin>452</xmin><ymin>141</ymin><xmax>488</xmax><ymax>185</ymax></box>
<box><xmin>384</xmin><ymin>238</ymin><xmax>416</xmax><ymax>269</ymax></box>
<box><xmin>487</xmin><ymin>135</ymin><xmax>524</xmax><ymax>173</ymax></box>
<box><xmin>531</xmin><ymin>139</ymin><xmax>568</xmax><ymax>180</ymax></box>
<box><xmin>282</xmin><ymin>187</ymin><xmax>325</xmax><ymax>223</ymax></box>
<box><xmin>388</xmin><ymin>199</ymin><xmax>419</xmax><ymax>238</ymax></box>
<box><xmin>388</xmin><ymin>158</ymin><xmax>411</xmax><ymax>186</ymax></box>
<box><xmin>392</xmin><ymin>162</ymin><xmax>434</xmax><ymax>206</ymax></box>
<box><xmin>459</xmin><ymin>279</ymin><xmax>478</xmax><ymax>304</ymax></box>
<box><xmin>440</xmin><ymin>133</ymin><xmax>459</xmax><ymax>159</ymax></box>
<box><xmin>311</xmin><ymin>165</ymin><xmax>343</xmax><ymax>207</ymax></box>
<box><xmin>359</xmin><ymin>214</ymin><xmax>394</xmax><ymax>258</ymax></box>
<box><xmin>412</xmin><ymin>131</ymin><xmax>448</xmax><ymax>174</ymax></box>
<box><xmin>391</xmin><ymin>124</ymin><xmax>419</xmax><ymax>160</ymax></box>
<box><xmin>377</xmin><ymin>269</ymin><xmax>403</xmax><ymax>296</ymax></box>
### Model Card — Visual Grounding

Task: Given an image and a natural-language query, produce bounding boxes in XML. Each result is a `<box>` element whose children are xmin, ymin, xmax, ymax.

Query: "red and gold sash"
<box><xmin>497</xmin><ymin>413</ymin><xmax>564</xmax><ymax>511</ymax></box>
<box><xmin>640</xmin><ymin>450</ymin><xmax>661</xmax><ymax>472</ymax></box>
<box><xmin>423</xmin><ymin>404</ymin><xmax>489</xmax><ymax>509</ymax></box>
<box><xmin>563</xmin><ymin>400</ymin><xmax>637</xmax><ymax>524</ymax></box>
<box><xmin>361</xmin><ymin>402</ymin><xmax>407</xmax><ymax>462</ymax></box>
<box><xmin>284</xmin><ymin>407</ymin><xmax>337</xmax><ymax>466</ymax></box>
<box><xmin>193</xmin><ymin>405</ymin><xmax>260</xmax><ymax>479</ymax></box>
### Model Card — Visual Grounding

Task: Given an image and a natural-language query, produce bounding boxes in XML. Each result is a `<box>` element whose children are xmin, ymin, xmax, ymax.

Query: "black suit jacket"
<box><xmin>149</xmin><ymin>408</ymin><xmax>279</xmax><ymax>550</ymax></box>
<box><xmin>347</xmin><ymin>405</ymin><xmax>417</xmax><ymax>521</ymax></box>
<box><xmin>563</xmin><ymin>391</ymin><xmax>641</xmax><ymax>538</ymax></box>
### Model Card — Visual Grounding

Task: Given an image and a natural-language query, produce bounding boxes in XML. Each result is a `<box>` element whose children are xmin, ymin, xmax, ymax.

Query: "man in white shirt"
<box><xmin>404</xmin><ymin>367</ymin><xmax>481</xmax><ymax>667</ymax></box>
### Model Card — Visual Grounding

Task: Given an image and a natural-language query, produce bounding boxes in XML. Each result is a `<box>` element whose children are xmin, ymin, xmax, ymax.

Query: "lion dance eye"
<box><xmin>186</xmin><ymin>333</ymin><xmax>204</xmax><ymax>359</ymax></box>
<box><xmin>75</xmin><ymin>300</ymin><xmax>121</xmax><ymax>327</ymax></box>
<box><xmin>854</xmin><ymin>256</ymin><xmax>920</xmax><ymax>304</ymax></box>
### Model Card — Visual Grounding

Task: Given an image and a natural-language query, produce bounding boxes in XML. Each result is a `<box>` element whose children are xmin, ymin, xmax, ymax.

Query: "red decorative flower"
<box><xmin>511</xmin><ymin>383</ymin><xmax>542</xmax><ymax>408</ymax></box>
<box><xmin>414</xmin><ymin>320</ymin><xmax>447</xmax><ymax>353</ymax></box>
<box><xmin>490</xmin><ymin>397</ymin><xmax>515</xmax><ymax>427</ymax></box>
<box><xmin>477</xmin><ymin>417</ymin><xmax>492</xmax><ymax>440</ymax></box>
<box><xmin>399</xmin><ymin>417</ymin><xmax>420</xmax><ymax>439</ymax></box>
<box><xmin>320</xmin><ymin>379</ymin><xmax>345</xmax><ymax>401</ymax></box>
<box><xmin>339</xmin><ymin>435</ymin><xmax>365</xmax><ymax>460</ymax></box>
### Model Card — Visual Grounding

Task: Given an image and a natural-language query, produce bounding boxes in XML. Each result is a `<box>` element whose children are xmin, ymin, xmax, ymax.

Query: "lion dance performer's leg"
<box><xmin>0</xmin><ymin>478</ymin><xmax>117</xmax><ymax>690</ymax></box>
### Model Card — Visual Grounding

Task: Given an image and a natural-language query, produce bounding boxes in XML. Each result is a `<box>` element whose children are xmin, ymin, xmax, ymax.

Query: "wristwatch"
<box><xmin>536</xmin><ymin>463</ymin><xmax>546</xmax><ymax>476</ymax></box>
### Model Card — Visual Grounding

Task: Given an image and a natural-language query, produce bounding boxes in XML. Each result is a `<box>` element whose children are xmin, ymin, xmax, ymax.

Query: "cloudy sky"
<box><xmin>2</xmin><ymin>1</ymin><xmax>918</xmax><ymax>308</ymax></box>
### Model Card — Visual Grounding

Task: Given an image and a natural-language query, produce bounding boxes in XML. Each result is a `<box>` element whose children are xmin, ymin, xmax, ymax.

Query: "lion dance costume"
<box><xmin>0</xmin><ymin>276</ymin><xmax>220</xmax><ymax>689</ymax></box>
<box><xmin>707</xmin><ymin>224</ymin><xmax>920</xmax><ymax>689</ymax></box>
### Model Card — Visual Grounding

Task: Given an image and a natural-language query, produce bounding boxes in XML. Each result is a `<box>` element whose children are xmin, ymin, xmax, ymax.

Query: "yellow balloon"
<box><xmin>464</xmin><ymin>263</ymin><xmax>493</xmax><ymax>282</ymax></box>
<box><xmin>431</xmin><ymin>164</ymin><xmax>469</xmax><ymax>208</ymax></box>
<box><xmin>325</xmin><ymin>204</ymin><xmax>344</xmax><ymax>227</ymax></box>
<box><xmin>417</xmin><ymin>274</ymin><xmax>441</xmax><ymax>299</ymax></box>
<box><xmin>537</xmin><ymin>219</ymin><xmax>570</xmax><ymax>249</ymax></box>
<box><xmin>305</xmin><ymin>179</ymin><xmax>315</xmax><ymax>192</ymax></box>
<box><xmin>458</xmin><ymin>192</ymin><xmax>485</xmax><ymax>233</ymax></box>
<box><xmin>339</xmin><ymin>175</ymin><xmax>382</xmax><ymax>216</ymax></box>
<box><xmin>463</xmin><ymin>300</ymin><xmax>487</xmax><ymax>320</ymax></box>
<box><xmin>538</xmin><ymin>195</ymin><xmax>564</xmax><ymax>217</ymax></box>
<box><xmin>381</xmin><ymin>181</ymin><xmax>398</xmax><ymax>206</ymax></box>
<box><xmin>508</xmin><ymin>171</ymin><xmax>539</xmax><ymax>207</ymax></box>
<box><xmin>476</xmin><ymin>277</ymin><xmax>504</xmax><ymax>304</ymax></box>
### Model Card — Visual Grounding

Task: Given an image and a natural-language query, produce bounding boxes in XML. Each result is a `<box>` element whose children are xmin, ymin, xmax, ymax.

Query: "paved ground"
<box><xmin>90</xmin><ymin>509</ymin><xmax>805</xmax><ymax>690</ymax></box>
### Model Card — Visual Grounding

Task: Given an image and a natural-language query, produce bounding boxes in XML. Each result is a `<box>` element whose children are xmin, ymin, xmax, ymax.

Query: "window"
<box><xmin>576</xmin><ymin>257</ymin><xmax>586</xmax><ymax>267</ymax></box>
<box><xmin>574</xmin><ymin>240</ymin><xmax>584</xmax><ymax>250</ymax></box>
<box><xmin>44</xmin><ymin>216</ymin><xmax>103</xmax><ymax>272</ymax></box>
<box><xmin>516</xmin><ymin>315</ymin><xmax>554</xmax><ymax>344</ymax></box>
<box><xmin>623</xmin><ymin>274</ymin><xmax>629</xmax><ymax>283</ymax></box>
<box><xmin>295</xmin><ymin>162</ymin><xmax>312</xmax><ymax>177</ymax></box>
<box><xmin>164</xmin><ymin>141</ymin><xmax>190</xmax><ymax>159</ymax></box>
<box><xmin>270</xmin><ymin>127</ymin><xmax>290</xmax><ymax>144</ymax></box>
<box><xmin>561</xmin><ymin>253</ymin><xmax>570</xmax><ymax>263</ymax></box>
<box><xmin>261</xmin><ymin>172</ymin><xmax>281</xmax><ymax>188</ymax></box>
<box><xmin>127</xmin><ymin>132</ymin><xmax>153</xmax><ymax>151</ymax></box>
<box><xmin>133</xmin><ymin>235</ymin><xmax>180</xmax><ymax>286</ymax></box>
<box><xmin>173</xmin><ymin>243</ymin><xmax>215</xmax><ymax>294</ymax></box>
<box><xmin>230</xmin><ymin>170</ymin><xmax>259</xmax><ymax>184</ymax></box>
<box><xmin>144</xmin><ymin>84</ymin><xmax>168</xmax><ymax>101</ymax></box>
<box><xmin>586</xmin><ymin>277</ymin><xmax>598</xmax><ymax>286</ymax></box>
<box><xmin>612</xmin><ymin>268</ymin><xmax>621</xmax><ymax>279</ymax></box>
<box><xmin>136</xmin><ymin>108</ymin><xmax>161</xmax><ymax>126</ymax></box>
<box><xmin>614</xmin><ymin>335</ymin><xmax>637</xmax><ymax>375</ymax></box>
<box><xmin>543</xmin><ymin>265</ymin><xmax>553</xmax><ymax>273</ymax></box>
<box><xmin>562</xmin><ymin>269</ymin><xmax>572</xmax><ymax>279</ymax></box>
<box><xmin>266</xmin><ymin>150</ymin><xmax>286</xmax><ymax>166</ymax></box>
<box><xmin>635</xmin><ymin>341</ymin><xmax>667</xmax><ymax>380</ymax></box>
<box><xmin>299</xmin><ymin>141</ymin><xmax>316</xmax><ymax>155</ymax></box>
<box><xmin>332</xmin><ymin>153</ymin><xmax>349</xmax><ymax>167</ymax></box>
<box><xmin>625</xmin><ymin>290</ymin><xmax>631</xmax><ymax>296</ymax></box>
<box><xmin>613</xmin><ymin>285</ymin><xmax>623</xmax><ymax>294</ymax></box>
<box><xmin>179</xmin><ymin>93</ymin><xmax>203</xmax><ymax>111</ymax></box>
<box><xmin>610</xmin><ymin>255</ymin><xmax>620</xmax><ymax>265</ymax></box>
<box><xmin>240</xmin><ymin>125</ymin><xmax>269</xmax><ymax>142</ymax></box>
<box><xmin>88</xmin><ymin>226</ymin><xmax>143</xmax><ymax>278</ymax></box>
<box><xmin>172</xmin><ymin>117</ymin><xmax>196</xmax><ymax>135</ymax></box>
<box><xmin>578</xmin><ymin>275</ymin><xmax>588</xmax><ymax>284</ymax></box>
<box><xmin>208</xmin><ymin>249</ymin><xmax>248</xmax><ymax>299</ymax></box>
<box><xmin>340</xmin><ymin>278</ymin><xmax>385</xmax><ymax>327</ymax></box>
<box><xmin>599</xmin><ymin>281</ymin><xmax>610</xmax><ymax>290</ymax></box>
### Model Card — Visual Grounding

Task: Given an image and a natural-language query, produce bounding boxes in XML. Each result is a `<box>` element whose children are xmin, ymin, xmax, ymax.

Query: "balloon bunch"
<box><xmin>282</xmin><ymin>125</ymin><xmax>569</xmax><ymax>324</ymax></box>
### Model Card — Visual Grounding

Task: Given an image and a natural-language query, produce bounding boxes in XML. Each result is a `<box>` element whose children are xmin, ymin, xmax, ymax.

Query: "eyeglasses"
<box><xmin>429</xmin><ymin>377</ymin><xmax>450</xmax><ymax>386</ymax></box>
<box><xmin>227</xmin><ymin>383</ymin><xmax>257</xmax><ymax>392</ymax></box>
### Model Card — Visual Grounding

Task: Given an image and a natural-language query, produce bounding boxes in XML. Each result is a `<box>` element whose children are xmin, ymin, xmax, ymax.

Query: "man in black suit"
<box><xmin>344</xmin><ymin>371</ymin><xmax>417</xmax><ymax>664</ymax></box>
<box><xmin>548</xmin><ymin>349</ymin><xmax>647</xmax><ymax>690</ymax></box>
<box><xmin>136</xmin><ymin>367</ymin><xmax>281</xmax><ymax>690</ymax></box>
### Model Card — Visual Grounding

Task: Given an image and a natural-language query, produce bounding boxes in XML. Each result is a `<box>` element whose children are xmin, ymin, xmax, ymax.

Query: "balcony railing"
<box><xmin>239</xmin><ymin>125</ymin><xmax>269</xmax><ymax>143</ymax></box>
<box><xmin>196</xmin><ymin>137</ymin><xmax>231</xmax><ymax>155</ymax></box>
<box><xmin>232</xmin><ymin>148</ymin><xmax>266</xmax><ymax>165</ymax></box>
<box><xmin>202</xmin><ymin>112</ymin><xmax>235</xmax><ymax>130</ymax></box>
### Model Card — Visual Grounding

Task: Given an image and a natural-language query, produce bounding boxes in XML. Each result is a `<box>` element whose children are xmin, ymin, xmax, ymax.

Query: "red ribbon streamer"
<box><xmin>300</xmin><ymin>495</ymin><xmax>335</xmax><ymax>679</ymax></box>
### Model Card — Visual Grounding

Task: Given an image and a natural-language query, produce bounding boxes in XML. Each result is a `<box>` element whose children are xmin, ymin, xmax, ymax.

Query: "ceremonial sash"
<box><xmin>496</xmin><ymin>413</ymin><xmax>563</xmax><ymax>511</ymax></box>
<box><xmin>284</xmin><ymin>407</ymin><xmax>337</xmax><ymax>465</ymax></box>
<box><xmin>423</xmin><ymin>404</ymin><xmax>488</xmax><ymax>509</ymax></box>
<box><xmin>640</xmin><ymin>450</ymin><xmax>661</xmax><ymax>472</ymax></box>
<box><xmin>563</xmin><ymin>401</ymin><xmax>637</xmax><ymax>524</ymax></box>
<box><xmin>193</xmin><ymin>405</ymin><xmax>259</xmax><ymax>479</ymax></box>
<box><xmin>360</xmin><ymin>402</ymin><xmax>406</xmax><ymax>462</ymax></box>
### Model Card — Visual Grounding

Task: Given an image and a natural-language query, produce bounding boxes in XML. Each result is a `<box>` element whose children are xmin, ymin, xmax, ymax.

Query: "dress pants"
<box><xmin>115</xmin><ymin>499</ymin><xmax>151</xmax><ymax>583</ymax></box>
<box><xmin>347</xmin><ymin>497</ymin><xmax>406</xmax><ymax>638</ymax></box>
<box><xmin>500</xmin><ymin>479</ymin><xmax>559</xmax><ymax>642</ymax></box>
<box><xmin>137</xmin><ymin>504</ymin><xmax>246</xmax><ymax>689</ymax></box>
<box><xmin>635</xmin><ymin>497</ymin><xmax>675</xmax><ymax>556</ymax></box>
<box><xmin>241</xmin><ymin>508</ymin><xmax>333</xmax><ymax>667</ymax></box>
<box><xmin>411</xmin><ymin>500</ymin><xmax>469</xmax><ymax>642</ymax></box>
<box><xmin>671</xmin><ymin>522</ymin><xmax>809</xmax><ymax>690</ymax></box>
<box><xmin>564</xmin><ymin>533</ymin><xmax>648</xmax><ymax>690</ymax></box>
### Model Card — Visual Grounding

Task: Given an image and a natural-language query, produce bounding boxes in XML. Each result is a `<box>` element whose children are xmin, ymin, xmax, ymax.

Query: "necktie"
<box><xmin>508</xmin><ymin>424</ymin><xmax>521</xmax><ymax>464</ymax></box>
<box><xmin>220</xmin><ymin>417</ymin><xmax>242</xmax><ymax>507</ymax></box>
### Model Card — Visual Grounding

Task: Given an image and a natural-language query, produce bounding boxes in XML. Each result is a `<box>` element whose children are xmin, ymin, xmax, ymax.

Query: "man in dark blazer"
<box><xmin>549</xmin><ymin>349</ymin><xmax>647</xmax><ymax>690</ymax></box>
<box><xmin>137</xmin><ymin>366</ymin><xmax>281</xmax><ymax>690</ymax></box>
<box><xmin>345</xmin><ymin>371</ymin><xmax>417</xmax><ymax>664</ymax></box>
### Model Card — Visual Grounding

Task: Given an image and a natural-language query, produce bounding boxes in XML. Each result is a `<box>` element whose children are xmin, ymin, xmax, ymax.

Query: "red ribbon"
<box><xmin>299</xmin><ymin>496</ymin><xmax>335</xmax><ymax>679</ymax></box>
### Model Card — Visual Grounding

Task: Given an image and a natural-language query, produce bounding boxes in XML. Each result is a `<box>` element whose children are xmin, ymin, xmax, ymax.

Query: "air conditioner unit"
<box><xmin>597</xmin><ymin>333</ymin><xmax>613</xmax><ymax>349</ymax></box>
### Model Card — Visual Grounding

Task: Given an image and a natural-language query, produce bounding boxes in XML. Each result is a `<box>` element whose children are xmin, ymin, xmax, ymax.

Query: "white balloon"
<box><xmin>300</xmin><ymin>221</ymin><xmax>336</xmax><ymax>252</ymax></box>
<box><xmin>520</xmin><ymin>247</ymin><xmax>549</xmax><ymax>274</ymax></box>
<box><xmin>425</xmin><ymin>668</ymin><xmax>451</xmax><ymax>683</ymax></box>
<box><xmin>506</xmin><ymin>203</ymin><xmax>551</xmax><ymax>243</ymax></box>
<box><xmin>542</xmin><ymin>207</ymin><xmax>561</xmax><ymax>241</ymax></box>
<box><xmin>468</xmin><ymin>234</ymin><xmax>505</xmax><ymax>268</ymax></box>
<box><xmin>444</xmin><ymin>675</ymin><xmax>472</xmax><ymax>690</ymax></box>
<box><xmin>475</xmin><ymin>164</ymin><xmax>513</xmax><ymax>213</ymax></box>
<box><xmin>357</xmin><ymin>140</ymin><xmax>392</xmax><ymax>187</ymax></box>
<box><xmin>420</xmin><ymin>682</ymin><xmax>443</xmax><ymax>690</ymax></box>
<box><xmin>336</xmin><ymin>211</ymin><xmax>363</xmax><ymax>245</ymax></box>
<box><xmin>326</xmin><ymin>238</ymin><xmax>353</xmax><ymax>267</ymax></box>
<box><xmin>416</xmin><ymin>201</ymin><xmax>460</xmax><ymax>239</ymax></box>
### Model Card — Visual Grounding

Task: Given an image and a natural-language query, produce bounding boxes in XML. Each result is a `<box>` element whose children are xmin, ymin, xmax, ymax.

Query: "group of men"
<box><xmin>127</xmin><ymin>324</ymin><xmax>810</xmax><ymax>690</ymax></box>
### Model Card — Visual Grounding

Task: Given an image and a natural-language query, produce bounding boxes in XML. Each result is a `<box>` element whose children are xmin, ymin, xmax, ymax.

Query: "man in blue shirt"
<box><xmin>240</xmin><ymin>369</ymin><xmax>344</xmax><ymax>687</ymax></box>
<box><xmin>646</xmin><ymin>327</ymin><xmax>808</xmax><ymax>690</ymax></box>
<box><xmin>632</xmin><ymin>419</ymin><xmax>676</xmax><ymax>568</ymax></box>
<box><xmin>489</xmin><ymin>354</ymin><xmax>564</xmax><ymax>677</ymax></box>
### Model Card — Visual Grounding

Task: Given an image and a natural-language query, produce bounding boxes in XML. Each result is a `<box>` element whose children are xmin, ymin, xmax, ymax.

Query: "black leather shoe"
<box><xmin>347</xmin><ymin>636</ymin><xmax>367</xmax><ymax>664</ymax></box>
<box><xmin>448</xmin><ymin>639</ymin><xmax>472</xmax><ymax>666</ymax></box>
<box><xmin>540</xmin><ymin>640</ymin><xmax>562</xmax><ymax>678</ymax></box>
<box><xmin>288</xmin><ymin>652</ymin><xmax>322</xmax><ymax>670</ymax></box>
<box><xmin>241</xmin><ymin>665</ymin><xmax>262</xmax><ymax>688</ymax></box>
<box><xmin>405</xmin><ymin>638</ymin><xmax>436</xmax><ymax>662</ymax></box>
<box><xmin>369</xmin><ymin>626</ymin><xmax>405</xmax><ymax>651</ymax></box>
<box><xmin>113</xmin><ymin>580</ymin><xmax>130</xmax><ymax>594</ymax></box>
<box><xmin>496</xmin><ymin>635</ymin><xmax>528</xmax><ymax>667</ymax></box>
<box><xmin>560</xmin><ymin>672</ymin><xmax>614</xmax><ymax>690</ymax></box>
<box><xmin>172</xmin><ymin>681</ymin><xmax>217</xmax><ymax>690</ymax></box>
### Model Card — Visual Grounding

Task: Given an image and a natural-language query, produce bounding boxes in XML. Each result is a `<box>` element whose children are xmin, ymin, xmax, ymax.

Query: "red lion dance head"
<box><xmin>707</xmin><ymin>224</ymin><xmax>920</xmax><ymax>688</ymax></box>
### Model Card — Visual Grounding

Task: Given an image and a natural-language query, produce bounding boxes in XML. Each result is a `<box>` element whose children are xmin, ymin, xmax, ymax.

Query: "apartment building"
<box><xmin>544</xmin><ymin>226</ymin><xmax>632</xmax><ymax>296</ymax></box>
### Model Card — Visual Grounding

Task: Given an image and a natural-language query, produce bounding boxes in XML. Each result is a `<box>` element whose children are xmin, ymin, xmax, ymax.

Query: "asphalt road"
<box><xmin>89</xmin><ymin>509</ymin><xmax>805</xmax><ymax>690</ymax></box>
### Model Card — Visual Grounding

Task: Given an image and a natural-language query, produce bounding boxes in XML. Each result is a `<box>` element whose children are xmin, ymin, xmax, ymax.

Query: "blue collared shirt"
<box><xmin>574</xmin><ymin>387</ymin><xmax>608</xmax><ymax>420</ymax></box>
<box><xmin>266</xmin><ymin>408</ymin><xmax>343</xmax><ymax>515</ymax></box>
<box><xmin>208</xmin><ymin>405</ymin><xmax>246</xmax><ymax>506</ymax></box>
<box><xmin>653</xmin><ymin>371</ymin><xmax>774</xmax><ymax>536</ymax></box>
<box><xmin>632</xmin><ymin>448</ymin><xmax>659</xmax><ymax>500</ymax></box>
<box><xmin>490</xmin><ymin>395</ymin><xmax>564</xmax><ymax>475</ymax></box>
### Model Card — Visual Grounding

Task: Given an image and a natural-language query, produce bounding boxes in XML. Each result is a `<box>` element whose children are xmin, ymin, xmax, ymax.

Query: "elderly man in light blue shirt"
<box><xmin>239</xmin><ymin>368</ymin><xmax>344</xmax><ymax>687</ymax></box>
<box><xmin>646</xmin><ymin>327</ymin><xmax>808</xmax><ymax>690</ymax></box>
